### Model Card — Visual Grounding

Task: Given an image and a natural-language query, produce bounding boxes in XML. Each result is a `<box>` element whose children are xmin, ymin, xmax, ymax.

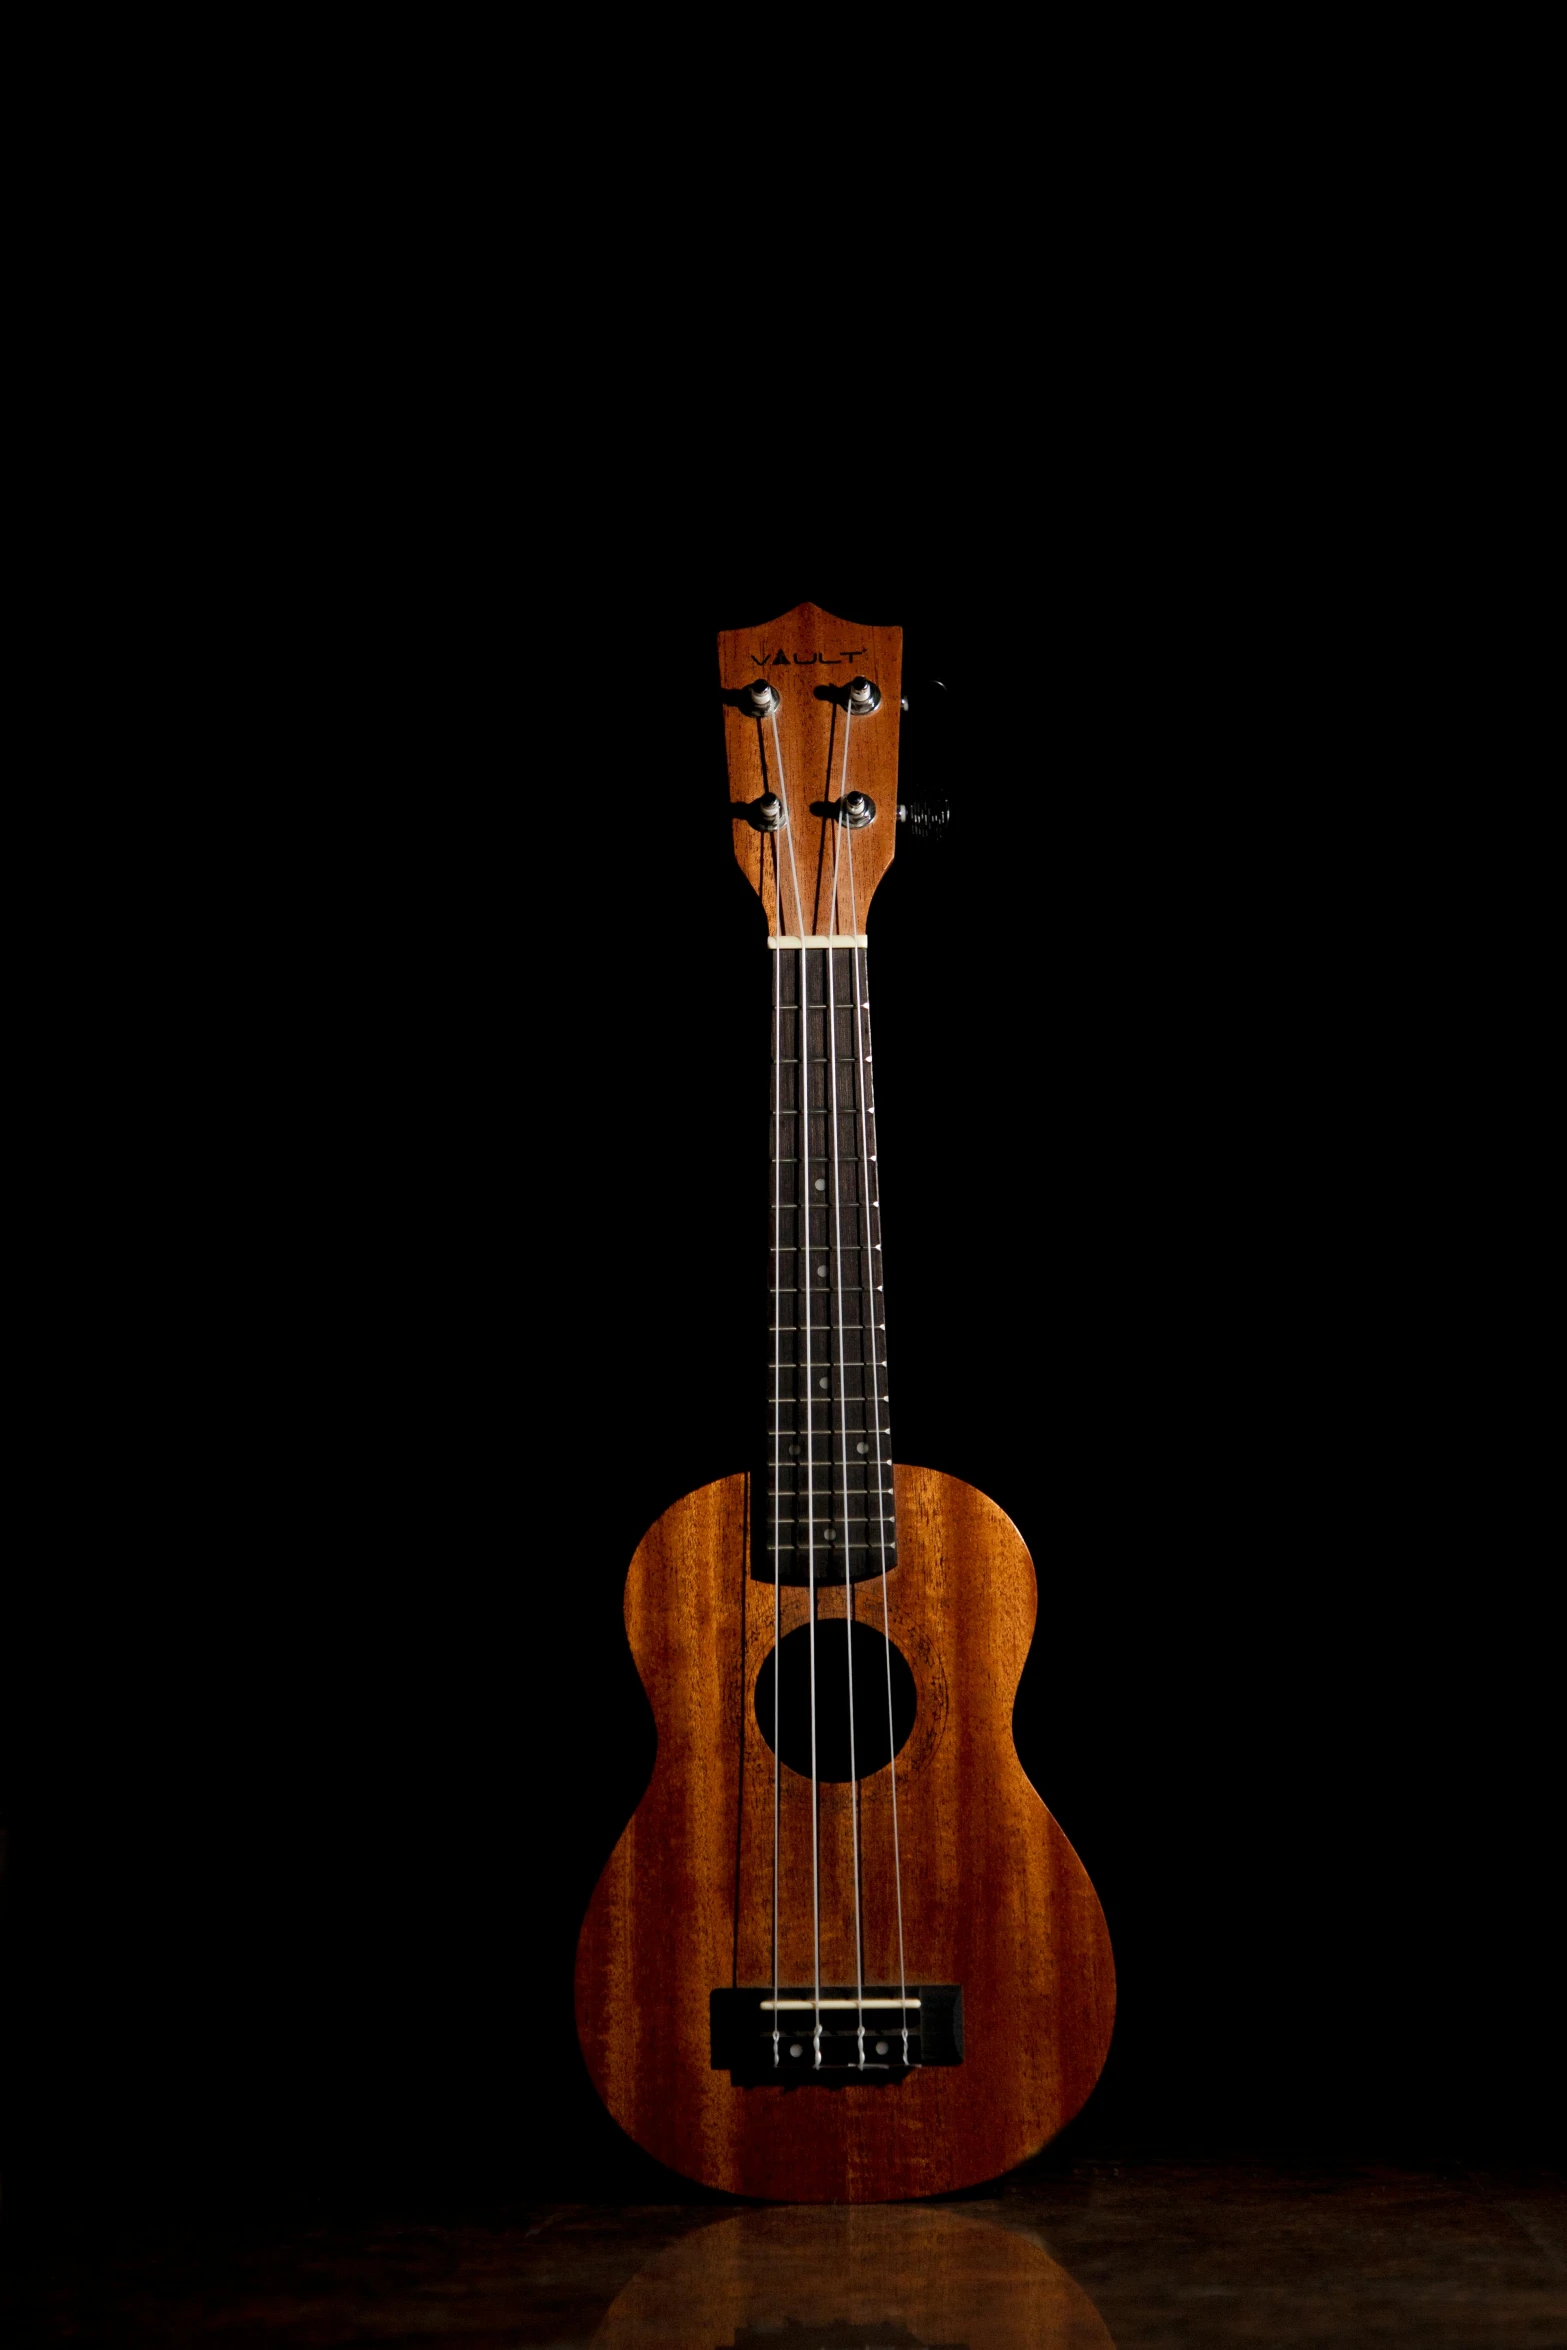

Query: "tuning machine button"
<box><xmin>895</xmin><ymin>677</ymin><xmax>952</xmax><ymax>840</ymax></box>
<box><xmin>897</xmin><ymin>801</ymin><xmax>951</xmax><ymax>841</ymax></box>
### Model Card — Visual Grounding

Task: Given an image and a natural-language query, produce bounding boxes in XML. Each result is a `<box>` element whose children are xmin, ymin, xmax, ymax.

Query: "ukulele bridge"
<box><xmin>710</xmin><ymin>1985</ymin><xmax>963</xmax><ymax>2086</ymax></box>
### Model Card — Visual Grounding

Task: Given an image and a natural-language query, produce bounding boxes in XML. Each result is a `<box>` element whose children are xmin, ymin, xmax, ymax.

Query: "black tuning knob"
<box><xmin>896</xmin><ymin>675</ymin><xmax>954</xmax><ymax>841</ymax></box>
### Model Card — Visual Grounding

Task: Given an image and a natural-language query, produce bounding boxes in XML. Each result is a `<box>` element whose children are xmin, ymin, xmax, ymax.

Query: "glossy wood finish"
<box><xmin>595</xmin><ymin>2205</ymin><xmax>1117</xmax><ymax>2348</ymax></box>
<box><xmin>720</xmin><ymin>602</ymin><xmax>902</xmax><ymax>937</ymax></box>
<box><xmin>575</xmin><ymin>1465</ymin><xmax>1116</xmax><ymax>2201</ymax></box>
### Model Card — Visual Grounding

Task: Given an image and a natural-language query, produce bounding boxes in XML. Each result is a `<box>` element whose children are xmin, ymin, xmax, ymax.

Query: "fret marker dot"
<box><xmin>814</xmin><ymin>1177</ymin><xmax>827</xmax><ymax>1191</ymax></box>
<box><xmin>789</xmin><ymin>1443</ymin><xmax>801</xmax><ymax>1456</ymax></box>
<box><xmin>856</xmin><ymin>1441</ymin><xmax>868</xmax><ymax>1455</ymax></box>
<box><xmin>816</xmin><ymin>1263</ymin><xmax>828</xmax><ymax>1277</ymax></box>
<box><xmin>818</xmin><ymin>1376</ymin><xmax>829</xmax><ymax>1390</ymax></box>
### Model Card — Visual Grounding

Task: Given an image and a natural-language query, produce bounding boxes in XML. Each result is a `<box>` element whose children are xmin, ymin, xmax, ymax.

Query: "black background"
<box><xmin>6</xmin><ymin>539</ymin><xmax>1557</xmax><ymax>2229</ymax></box>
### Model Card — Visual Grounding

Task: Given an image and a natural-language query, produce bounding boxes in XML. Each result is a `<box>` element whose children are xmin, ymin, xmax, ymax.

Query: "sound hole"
<box><xmin>755</xmin><ymin>1620</ymin><xmax>917</xmax><ymax>1783</ymax></box>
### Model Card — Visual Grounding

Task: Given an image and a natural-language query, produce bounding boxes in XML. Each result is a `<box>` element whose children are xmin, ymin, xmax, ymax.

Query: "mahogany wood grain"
<box><xmin>719</xmin><ymin>602</ymin><xmax>902</xmax><ymax>936</ymax></box>
<box><xmin>574</xmin><ymin>1465</ymin><xmax>1116</xmax><ymax>2201</ymax></box>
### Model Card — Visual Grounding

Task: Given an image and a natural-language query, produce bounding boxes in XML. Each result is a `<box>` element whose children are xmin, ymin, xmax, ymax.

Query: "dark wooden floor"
<box><xmin>3</xmin><ymin>2159</ymin><xmax>1564</xmax><ymax>2346</ymax></box>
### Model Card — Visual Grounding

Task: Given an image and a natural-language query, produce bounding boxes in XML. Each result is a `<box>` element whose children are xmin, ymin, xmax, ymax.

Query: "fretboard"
<box><xmin>760</xmin><ymin>943</ymin><xmax>895</xmax><ymax>1586</ymax></box>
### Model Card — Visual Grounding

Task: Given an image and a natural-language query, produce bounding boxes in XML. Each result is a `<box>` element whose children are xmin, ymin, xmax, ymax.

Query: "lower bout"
<box><xmin>580</xmin><ymin>1946</ymin><xmax>1105</xmax><ymax>2202</ymax></box>
<box><xmin>609</xmin><ymin>2059</ymin><xmax>1083</xmax><ymax>2204</ymax></box>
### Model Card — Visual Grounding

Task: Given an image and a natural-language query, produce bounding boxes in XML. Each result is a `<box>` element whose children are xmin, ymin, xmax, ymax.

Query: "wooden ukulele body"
<box><xmin>575</xmin><ymin>1463</ymin><xmax>1116</xmax><ymax>2201</ymax></box>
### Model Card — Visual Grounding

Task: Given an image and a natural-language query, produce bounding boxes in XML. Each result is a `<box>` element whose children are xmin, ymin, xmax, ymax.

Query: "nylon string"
<box><xmin>827</xmin><ymin>712</ymin><xmax>867</xmax><ymax>2063</ymax></box>
<box><xmin>844</xmin><ymin>809</ymin><xmax>910</xmax><ymax>2060</ymax></box>
<box><xmin>769</xmin><ymin>831</ymin><xmax>783</xmax><ymax>2068</ymax></box>
<box><xmin>772</xmin><ymin>709</ymin><xmax>823</xmax><ymax>2061</ymax></box>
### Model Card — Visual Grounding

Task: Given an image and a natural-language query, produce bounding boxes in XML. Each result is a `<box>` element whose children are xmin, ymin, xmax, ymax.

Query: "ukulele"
<box><xmin>575</xmin><ymin>602</ymin><xmax>1115</xmax><ymax>2201</ymax></box>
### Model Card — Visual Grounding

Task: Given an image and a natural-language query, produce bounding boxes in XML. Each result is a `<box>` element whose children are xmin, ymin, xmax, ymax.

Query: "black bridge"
<box><xmin>710</xmin><ymin>1985</ymin><xmax>963</xmax><ymax>2085</ymax></box>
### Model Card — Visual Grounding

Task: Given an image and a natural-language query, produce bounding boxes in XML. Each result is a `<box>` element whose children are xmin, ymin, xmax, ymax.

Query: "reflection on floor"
<box><xmin>595</xmin><ymin>2205</ymin><xmax>1113</xmax><ymax>2349</ymax></box>
<box><xmin>3</xmin><ymin>2161</ymin><xmax>1564</xmax><ymax>2347</ymax></box>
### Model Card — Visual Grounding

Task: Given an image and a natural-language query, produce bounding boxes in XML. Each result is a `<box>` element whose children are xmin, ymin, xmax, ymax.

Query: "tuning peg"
<box><xmin>895</xmin><ymin>678</ymin><xmax>953</xmax><ymax>838</ymax></box>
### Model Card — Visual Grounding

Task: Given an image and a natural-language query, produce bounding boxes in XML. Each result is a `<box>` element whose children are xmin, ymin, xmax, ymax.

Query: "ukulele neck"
<box><xmin>762</xmin><ymin>940</ymin><xmax>896</xmax><ymax>1588</ymax></box>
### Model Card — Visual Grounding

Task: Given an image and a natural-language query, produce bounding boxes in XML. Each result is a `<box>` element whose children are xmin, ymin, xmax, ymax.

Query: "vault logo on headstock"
<box><xmin>749</xmin><ymin>647</ymin><xmax>868</xmax><ymax>666</ymax></box>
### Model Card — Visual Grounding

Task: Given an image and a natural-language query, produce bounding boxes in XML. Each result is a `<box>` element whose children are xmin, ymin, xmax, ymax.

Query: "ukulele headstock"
<box><xmin>719</xmin><ymin>603</ymin><xmax>903</xmax><ymax>940</ymax></box>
